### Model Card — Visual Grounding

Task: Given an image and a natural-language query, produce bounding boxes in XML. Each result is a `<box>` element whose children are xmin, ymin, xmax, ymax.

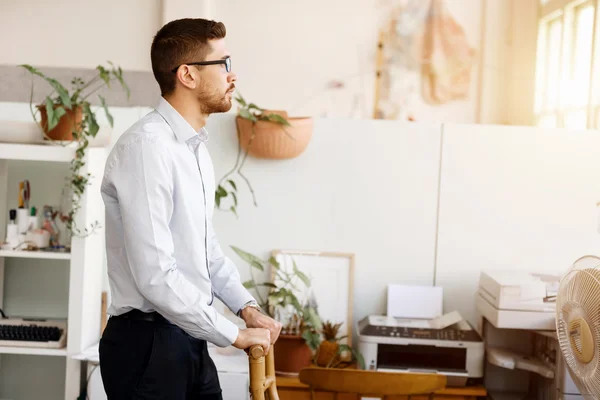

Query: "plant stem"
<box><xmin>218</xmin><ymin>118</ymin><xmax>244</xmax><ymax>186</ymax></box>
<box><xmin>237</xmin><ymin>124</ymin><xmax>258</xmax><ymax>206</ymax></box>
<box><xmin>73</xmin><ymin>75</ymin><xmax>101</xmax><ymax>101</ymax></box>
<box><xmin>80</xmin><ymin>83</ymin><xmax>106</xmax><ymax>102</ymax></box>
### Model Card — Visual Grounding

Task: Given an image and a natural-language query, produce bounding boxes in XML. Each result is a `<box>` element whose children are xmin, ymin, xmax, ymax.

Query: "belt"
<box><xmin>113</xmin><ymin>309</ymin><xmax>173</xmax><ymax>325</ymax></box>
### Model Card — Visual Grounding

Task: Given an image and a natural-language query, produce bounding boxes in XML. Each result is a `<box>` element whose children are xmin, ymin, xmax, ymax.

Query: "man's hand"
<box><xmin>240</xmin><ymin>307</ymin><xmax>282</xmax><ymax>344</ymax></box>
<box><xmin>232</xmin><ymin>328</ymin><xmax>271</xmax><ymax>354</ymax></box>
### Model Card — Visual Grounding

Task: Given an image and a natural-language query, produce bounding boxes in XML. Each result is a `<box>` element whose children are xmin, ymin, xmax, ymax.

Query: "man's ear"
<box><xmin>176</xmin><ymin>66</ymin><xmax>197</xmax><ymax>90</ymax></box>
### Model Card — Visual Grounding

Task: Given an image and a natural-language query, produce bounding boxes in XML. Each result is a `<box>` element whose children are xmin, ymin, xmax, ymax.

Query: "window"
<box><xmin>535</xmin><ymin>0</ymin><xmax>598</xmax><ymax>129</ymax></box>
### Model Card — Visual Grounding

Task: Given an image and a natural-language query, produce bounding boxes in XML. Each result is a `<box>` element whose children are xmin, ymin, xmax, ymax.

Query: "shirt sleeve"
<box><xmin>208</xmin><ymin>219</ymin><xmax>256</xmax><ymax>314</ymax></box>
<box><xmin>109</xmin><ymin>137</ymin><xmax>239</xmax><ymax>347</ymax></box>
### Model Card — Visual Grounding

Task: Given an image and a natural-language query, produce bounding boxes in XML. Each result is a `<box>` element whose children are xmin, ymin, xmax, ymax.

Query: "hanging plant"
<box><xmin>215</xmin><ymin>93</ymin><xmax>313</xmax><ymax>217</ymax></box>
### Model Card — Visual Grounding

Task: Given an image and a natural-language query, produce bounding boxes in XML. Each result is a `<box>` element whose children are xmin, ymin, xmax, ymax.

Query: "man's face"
<box><xmin>194</xmin><ymin>38</ymin><xmax>237</xmax><ymax>115</ymax></box>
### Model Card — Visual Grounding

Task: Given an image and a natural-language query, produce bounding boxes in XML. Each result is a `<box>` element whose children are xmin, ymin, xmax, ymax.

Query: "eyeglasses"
<box><xmin>171</xmin><ymin>57</ymin><xmax>231</xmax><ymax>73</ymax></box>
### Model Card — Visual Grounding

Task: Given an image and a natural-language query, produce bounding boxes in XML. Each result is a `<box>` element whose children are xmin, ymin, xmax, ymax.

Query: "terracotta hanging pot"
<box><xmin>37</xmin><ymin>104</ymin><xmax>83</xmax><ymax>141</ymax></box>
<box><xmin>237</xmin><ymin>110</ymin><xmax>313</xmax><ymax>159</ymax></box>
<box><xmin>273</xmin><ymin>334</ymin><xmax>314</xmax><ymax>376</ymax></box>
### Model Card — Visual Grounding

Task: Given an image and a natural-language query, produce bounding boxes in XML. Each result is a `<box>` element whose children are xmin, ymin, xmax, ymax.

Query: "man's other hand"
<box><xmin>240</xmin><ymin>307</ymin><xmax>282</xmax><ymax>344</ymax></box>
<box><xmin>232</xmin><ymin>328</ymin><xmax>271</xmax><ymax>353</ymax></box>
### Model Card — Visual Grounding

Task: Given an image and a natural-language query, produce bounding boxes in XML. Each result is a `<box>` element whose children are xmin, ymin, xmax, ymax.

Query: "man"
<box><xmin>99</xmin><ymin>18</ymin><xmax>281</xmax><ymax>400</ymax></box>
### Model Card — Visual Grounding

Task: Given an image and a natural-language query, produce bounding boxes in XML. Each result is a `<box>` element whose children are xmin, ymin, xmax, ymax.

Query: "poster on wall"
<box><xmin>374</xmin><ymin>0</ymin><xmax>476</xmax><ymax>120</ymax></box>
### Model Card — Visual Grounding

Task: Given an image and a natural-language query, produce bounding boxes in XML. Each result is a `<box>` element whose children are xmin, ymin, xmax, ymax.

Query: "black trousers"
<box><xmin>99</xmin><ymin>310</ymin><xmax>223</xmax><ymax>400</ymax></box>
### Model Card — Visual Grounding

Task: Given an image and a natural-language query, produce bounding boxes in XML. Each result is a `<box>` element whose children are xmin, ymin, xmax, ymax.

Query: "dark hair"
<box><xmin>151</xmin><ymin>18</ymin><xmax>226</xmax><ymax>96</ymax></box>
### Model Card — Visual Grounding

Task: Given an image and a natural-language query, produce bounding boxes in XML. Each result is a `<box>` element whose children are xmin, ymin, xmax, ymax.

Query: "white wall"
<box><xmin>435</xmin><ymin>123</ymin><xmax>600</xmax><ymax>324</ymax></box>
<box><xmin>204</xmin><ymin>114</ymin><xmax>600</xmax><ymax>332</ymax></box>
<box><xmin>207</xmin><ymin>116</ymin><xmax>443</xmax><ymax>333</ymax></box>
<box><xmin>0</xmin><ymin>0</ymin><xmax>161</xmax><ymax>71</ymax></box>
<box><xmin>0</xmin><ymin>0</ymin><xmax>534</xmax><ymax>125</ymax></box>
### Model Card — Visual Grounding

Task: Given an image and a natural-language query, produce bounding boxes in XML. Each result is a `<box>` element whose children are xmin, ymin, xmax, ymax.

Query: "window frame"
<box><xmin>535</xmin><ymin>0</ymin><xmax>599</xmax><ymax>129</ymax></box>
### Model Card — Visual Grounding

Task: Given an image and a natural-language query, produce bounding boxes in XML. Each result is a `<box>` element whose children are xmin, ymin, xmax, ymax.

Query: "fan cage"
<box><xmin>556</xmin><ymin>255</ymin><xmax>600</xmax><ymax>397</ymax></box>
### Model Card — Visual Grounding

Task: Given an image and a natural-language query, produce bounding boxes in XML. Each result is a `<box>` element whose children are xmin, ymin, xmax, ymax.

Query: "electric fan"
<box><xmin>556</xmin><ymin>254</ymin><xmax>600</xmax><ymax>399</ymax></box>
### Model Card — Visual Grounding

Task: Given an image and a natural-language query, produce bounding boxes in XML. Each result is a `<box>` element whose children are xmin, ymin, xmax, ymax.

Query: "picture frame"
<box><xmin>271</xmin><ymin>250</ymin><xmax>355</xmax><ymax>345</ymax></box>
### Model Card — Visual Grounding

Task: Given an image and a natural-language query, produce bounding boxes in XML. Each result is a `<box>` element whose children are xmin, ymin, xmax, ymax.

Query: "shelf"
<box><xmin>0</xmin><ymin>345</ymin><xmax>67</xmax><ymax>356</ymax></box>
<box><xmin>0</xmin><ymin>250</ymin><xmax>71</xmax><ymax>260</ymax></box>
<box><xmin>0</xmin><ymin>142</ymin><xmax>75</xmax><ymax>162</ymax></box>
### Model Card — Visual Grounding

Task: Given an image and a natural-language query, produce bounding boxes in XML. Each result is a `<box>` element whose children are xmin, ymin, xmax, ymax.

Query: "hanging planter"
<box><xmin>236</xmin><ymin>110</ymin><xmax>313</xmax><ymax>160</ymax></box>
<box><xmin>215</xmin><ymin>94</ymin><xmax>314</xmax><ymax>216</ymax></box>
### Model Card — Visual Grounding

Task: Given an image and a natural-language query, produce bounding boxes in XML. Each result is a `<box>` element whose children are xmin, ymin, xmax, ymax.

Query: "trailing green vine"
<box><xmin>20</xmin><ymin>63</ymin><xmax>129</xmax><ymax>238</ymax></box>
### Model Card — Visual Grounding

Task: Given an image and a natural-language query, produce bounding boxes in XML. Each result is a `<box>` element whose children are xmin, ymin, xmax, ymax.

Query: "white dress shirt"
<box><xmin>101</xmin><ymin>97</ymin><xmax>255</xmax><ymax>347</ymax></box>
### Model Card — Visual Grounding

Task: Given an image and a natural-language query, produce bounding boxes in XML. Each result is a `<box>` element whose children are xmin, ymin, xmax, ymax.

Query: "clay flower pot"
<box><xmin>273</xmin><ymin>334</ymin><xmax>314</xmax><ymax>376</ymax></box>
<box><xmin>237</xmin><ymin>110</ymin><xmax>313</xmax><ymax>159</ymax></box>
<box><xmin>37</xmin><ymin>104</ymin><xmax>83</xmax><ymax>141</ymax></box>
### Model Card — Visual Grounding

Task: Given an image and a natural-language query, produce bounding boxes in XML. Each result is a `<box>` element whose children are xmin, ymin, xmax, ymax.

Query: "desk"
<box><xmin>276</xmin><ymin>376</ymin><xmax>487</xmax><ymax>400</ymax></box>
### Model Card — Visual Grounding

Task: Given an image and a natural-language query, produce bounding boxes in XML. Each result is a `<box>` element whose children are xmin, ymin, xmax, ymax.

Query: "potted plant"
<box><xmin>215</xmin><ymin>94</ymin><xmax>313</xmax><ymax>217</ymax></box>
<box><xmin>19</xmin><ymin>63</ymin><xmax>129</xmax><ymax>238</ymax></box>
<box><xmin>314</xmin><ymin>320</ymin><xmax>365</xmax><ymax>369</ymax></box>
<box><xmin>231</xmin><ymin>246</ymin><xmax>322</xmax><ymax>375</ymax></box>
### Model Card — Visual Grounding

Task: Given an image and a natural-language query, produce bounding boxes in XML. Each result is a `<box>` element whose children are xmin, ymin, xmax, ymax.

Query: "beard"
<box><xmin>197</xmin><ymin>82</ymin><xmax>234</xmax><ymax>115</ymax></box>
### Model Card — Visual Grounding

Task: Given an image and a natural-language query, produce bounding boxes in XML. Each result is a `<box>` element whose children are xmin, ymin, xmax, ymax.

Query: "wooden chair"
<box><xmin>298</xmin><ymin>367</ymin><xmax>447</xmax><ymax>399</ymax></box>
<box><xmin>248</xmin><ymin>344</ymin><xmax>279</xmax><ymax>400</ymax></box>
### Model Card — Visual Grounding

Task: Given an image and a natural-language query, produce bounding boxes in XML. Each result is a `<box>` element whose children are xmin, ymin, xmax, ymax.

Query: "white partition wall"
<box><xmin>435</xmin><ymin>123</ymin><xmax>600</xmax><ymax>325</ymax></box>
<box><xmin>208</xmin><ymin>116</ymin><xmax>444</xmax><ymax>341</ymax></box>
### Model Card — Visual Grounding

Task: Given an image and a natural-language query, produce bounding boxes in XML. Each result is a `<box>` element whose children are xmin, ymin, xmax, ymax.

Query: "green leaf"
<box><xmin>216</xmin><ymin>185</ymin><xmax>227</xmax><ymax>197</ymax></box>
<box><xmin>302</xmin><ymin>329</ymin><xmax>321</xmax><ymax>351</ymax></box>
<box><xmin>268</xmin><ymin>256</ymin><xmax>280</xmax><ymax>270</ymax></box>
<box><xmin>230</xmin><ymin>205</ymin><xmax>238</xmax><ymax>218</ymax></box>
<box><xmin>235</xmin><ymin>94</ymin><xmax>247</xmax><ymax>107</ymax></box>
<box><xmin>263</xmin><ymin>113</ymin><xmax>291</xmax><ymax>126</ymax></box>
<box><xmin>239</xmin><ymin>108</ymin><xmax>257</xmax><ymax>122</ymax></box>
<box><xmin>231</xmin><ymin>191</ymin><xmax>238</xmax><ymax>206</ymax></box>
<box><xmin>303</xmin><ymin>306</ymin><xmax>322</xmax><ymax>331</ymax></box>
<box><xmin>231</xmin><ymin>246</ymin><xmax>265</xmax><ymax>271</ymax></box>
<box><xmin>48</xmin><ymin>78</ymin><xmax>72</xmax><ymax>108</ymax></box>
<box><xmin>259</xmin><ymin>282</ymin><xmax>278</xmax><ymax>288</ymax></box>
<box><xmin>242</xmin><ymin>280</ymin><xmax>256</xmax><ymax>289</ymax></box>
<box><xmin>98</xmin><ymin>95</ymin><xmax>114</xmax><ymax>127</ymax></box>
<box><xmin>247</xmin><ymin>103</ymin><xmax>263</xmax><ymax>111</ymax></box>
<box><xmin>44</xmin><ymin>97</ymin><xmax>58</xmax><ymax>131</ymax></box>
<box><xmin>53</xmin><ymin>106</ymin><xmax>66</xmax><ymax>121</ymax></box>
<box><xmin>227</xmin><ymin>179</ymin><xmax>237</xmax><ymax>191</ymax></box>
<box><xmin>293</xmin><ymin>260</ymin><xmax>311</xmax><ymax>287</ymax></box>
<box><xmin>83</xmin><ymin>103</ymin><xmax>99</xmax><ymax>137</ymax></box>
<box><xmin>97</xmin><ymin>66</ymin><xmax>110</xmax><ymax>85</ymax></box>
<box><xmin>289</xmin><ymin>293</ymin><xmax>303</xmax><ymax>313</ymax></box>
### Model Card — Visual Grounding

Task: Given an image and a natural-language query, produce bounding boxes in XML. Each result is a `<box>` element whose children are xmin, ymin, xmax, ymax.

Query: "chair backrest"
<box><xmin>298</xmin><ymin>367</ymin><xmax>446</xmax><ymax>397</ymax></box>
<box><xmin>248</xmin><ymin>345</ymin><xmax>279</xmax><ymax>400</ymax></box>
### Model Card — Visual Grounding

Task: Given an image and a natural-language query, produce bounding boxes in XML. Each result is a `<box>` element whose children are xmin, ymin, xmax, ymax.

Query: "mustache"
<box><xmin>227</xmin><ymin>85</ymin><xmax>235</xmax><ymax>92</ymax></box>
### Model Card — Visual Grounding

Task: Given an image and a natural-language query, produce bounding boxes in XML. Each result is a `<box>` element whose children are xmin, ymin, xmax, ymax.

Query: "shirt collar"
<box><xmin>155</xmin><ymin>97</ymin><xmax>209</xmax><ymax>144</ymax></box>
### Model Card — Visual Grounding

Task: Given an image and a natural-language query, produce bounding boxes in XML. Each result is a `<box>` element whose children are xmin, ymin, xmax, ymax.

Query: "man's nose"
<box><xmin>228</xmin><ymin>72</ymin><xmax>237</xmax><ymax>83</ymax></box>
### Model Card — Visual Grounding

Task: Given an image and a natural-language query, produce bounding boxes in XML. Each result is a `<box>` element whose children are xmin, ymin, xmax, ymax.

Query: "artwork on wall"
<box><xmin>272</xmin><ymin>250</ymin><xmax>355</xmax><ymax>346</ymax></box>
<box><xmin>374</xmin><ymin>0</ymin><xmax>477</xmax><ymax>120</ymax></box>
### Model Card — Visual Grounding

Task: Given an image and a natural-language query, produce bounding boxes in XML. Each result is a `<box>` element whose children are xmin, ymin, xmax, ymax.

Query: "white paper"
<box><xmin>387</xmin><ymin>284</ymin><xmax>443</xmax><ymax>319</ymax></box>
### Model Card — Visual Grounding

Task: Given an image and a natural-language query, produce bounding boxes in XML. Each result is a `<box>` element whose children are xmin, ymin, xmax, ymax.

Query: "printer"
<box><xmin>476</xmin><ymin>270</ymin><xmax>558</xmax><ymax>330</ymax></box>
<box><xmin>357</xmin><ymin>312</ymin><xmax>484</xmax><ymax>387</ymax></box>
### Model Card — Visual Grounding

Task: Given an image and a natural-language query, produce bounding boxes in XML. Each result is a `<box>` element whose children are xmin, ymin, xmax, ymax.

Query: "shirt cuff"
<box><xmin>222</xmin><ymin>285</ymin><xmax>256</xmax><ymax>317</ymax></box>
<box><xmin>214</xmin><ymin>312</ymin><xmax>240</xmax><ymax>347</ymax></box>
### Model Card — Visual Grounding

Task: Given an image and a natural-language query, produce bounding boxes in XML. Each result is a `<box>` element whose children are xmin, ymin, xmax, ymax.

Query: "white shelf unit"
<box><xmin>0</xmin><ymin>346</ymin><xmax>68</xmax><ymax>357</ymax></box>
<box><xmin>0</xmin><ymin>250</ymin><xmax>71</xmax><ymax>260</ymax></box>
<box><xmin>0</xmin><ymin>143</ymin><xmax>106</xmax><ymax>400</ymax></box>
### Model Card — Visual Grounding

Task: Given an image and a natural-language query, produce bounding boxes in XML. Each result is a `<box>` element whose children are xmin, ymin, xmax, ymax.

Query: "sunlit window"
<box><xmin>535</xmin><ymin>0</ymin><xmax>597</xmax><ymax>129</ymax></box>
